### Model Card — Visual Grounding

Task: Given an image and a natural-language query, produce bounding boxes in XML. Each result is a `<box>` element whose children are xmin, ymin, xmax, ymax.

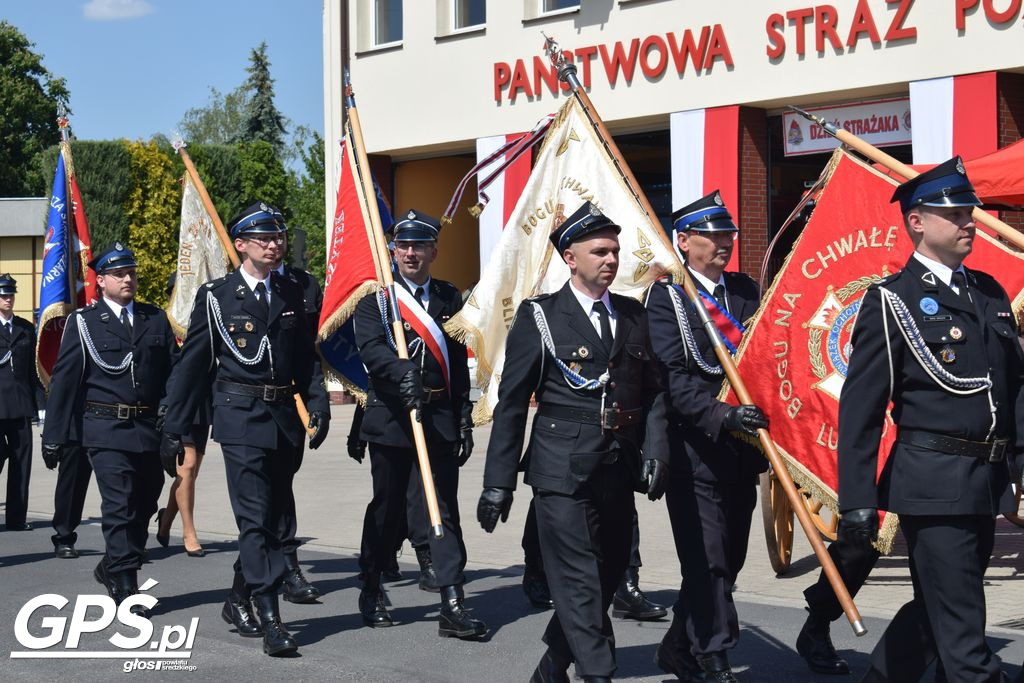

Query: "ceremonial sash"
<box><xmin>391</xmin><ymin>285</ymin><xmax>451</xmax><ymax>393</ymax></box>
<box><xmin>674</xmin><ymin>284</ymin><xmax>746</xmax><ymax>353</ymax></box>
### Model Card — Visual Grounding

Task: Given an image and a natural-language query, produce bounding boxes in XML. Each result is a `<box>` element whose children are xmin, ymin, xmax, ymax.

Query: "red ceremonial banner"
<box><xmin>723</xmin><ymin>150</ymin><xmax>1024</xmax><ymax>550</ymax></box>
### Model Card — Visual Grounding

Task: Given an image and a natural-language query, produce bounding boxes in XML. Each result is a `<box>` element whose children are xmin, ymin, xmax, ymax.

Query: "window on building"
<box><xmin>374</xmin><ymin>0</ymin><xmax>402</xmax><ymax>45</ymax></box>
<box><xmin>454</xmin><ymin>0</ymin><xmax>485</xmax><ymax>29</ymax></box>
<box><xmin>543</xmin><ymin>0</ymin><xmax>579</xmax><ymax>11</ymax></box>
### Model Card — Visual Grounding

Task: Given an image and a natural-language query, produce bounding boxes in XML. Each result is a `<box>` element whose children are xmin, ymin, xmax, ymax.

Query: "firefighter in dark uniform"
<box><xmin>273</xmin><ymin>239</ymin><xmax>326</xmax><ymax>604</ymax></box>
<box><xmin>645</xmin><ymin>191</ymin><xmax>769</xmax><ymax>683</ymax></box>
<box><xmin>41</xmin><ymin>245</ymin><xmax>175</xmax><ymax>615</ymax></box>
<box><xmin>837</xmin><ymin>157</ymin><xmax>1022</xmax><ymax>681</ymax></box>
<box><xmin>161</xmin><ymin>203</ymin><xmax>330</xmax><ymax>657</ymax></box>
<box><xmin>49</xmin><ymin>439</ymin><xmax>92</xmax><ymax>558</ymax></box>
<box><xmin>0</xmin><ymin>274</ymin><xmax>44</xmax><ymax>531</ymax></box>
<box><xmin>352</xmin><ymin>209</ymin><xmax>483</xmax><ymax>639</ymax></box>
<box><xmin>478</xmin><ymin>202</ymin><xmax>669</xmax><ymax>683</ymax></box>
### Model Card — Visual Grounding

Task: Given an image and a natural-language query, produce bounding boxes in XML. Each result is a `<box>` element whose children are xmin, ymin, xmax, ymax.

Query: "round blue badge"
<box><xmin>919</xmin><ymin>297</ymin><xmax>939</xmax><ymax>315</ymax></box>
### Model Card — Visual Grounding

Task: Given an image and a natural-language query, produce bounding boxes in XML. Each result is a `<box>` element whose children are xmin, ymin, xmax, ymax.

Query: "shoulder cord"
<box><xmin>206</xmin><ymin>293</ymin><xmax>273</xmax><ymax>372</ymax></box>
<box><xmin>666</xmin><ymin>285</ymin><xmax>723</xmax><ymax>376</ymax></box>
<box><xmin>529</xmin><ymin>302</ymin><xmax>609</xmax><ymax>391</ymax></box>
<box><xmin>375</xmin><ymin>289</ymin><xmax>424</xmax><ymax>361</ymax></box>
<box><xmin>880</xmin><ymin>286</ymin><xmax>996</xmax><ymax>440</ymax></box>
<box><xmin>76</xmin><ymin>314</ymin><xmax>135</xmax><ymax>385</ymax></box>
<box><xmin>0</xmin><ymin>350</ymin><xmax>11</xmax><ymax>368</ymax></box>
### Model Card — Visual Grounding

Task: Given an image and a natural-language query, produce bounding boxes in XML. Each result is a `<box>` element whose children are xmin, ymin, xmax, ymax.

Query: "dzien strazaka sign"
<box><xmin>492</xmin><ymin>1</ymin><xmax>1022</xmax><ymax>102</ymax></box>
<box><xmin>782</xmin><ymin>98</ymin><xmax>912</xmax><ymax>156</ymax></box>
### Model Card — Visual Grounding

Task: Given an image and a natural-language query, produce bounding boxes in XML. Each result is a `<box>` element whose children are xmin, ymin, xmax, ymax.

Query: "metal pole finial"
<box><xmin>542</xmin><ymin>33</ymin><xmax>581</xmax><ymax>90</ymax></box>
<box><xmin>788</xmin><ymin>105</ymin><xmax>838</xmax><ymax>137</ymax></box>
<box><xmin>56</xmin><ymin>101</ymin><xmax>71</xmax><ymax>142</ymax></box>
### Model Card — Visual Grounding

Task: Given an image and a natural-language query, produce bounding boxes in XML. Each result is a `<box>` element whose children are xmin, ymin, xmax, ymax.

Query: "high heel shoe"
<box><xmin>185</xmin><ymin>546</ymin><xmax>205</xmax><ymax>558</ymax></box>
<box><xmin>155</xmin><ymin>508</ymin><xmax>169</xmax><ymax>548</ymax></box>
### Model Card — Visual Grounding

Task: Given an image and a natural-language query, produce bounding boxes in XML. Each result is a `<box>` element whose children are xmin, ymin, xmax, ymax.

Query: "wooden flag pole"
<box><xmin>345</xmin><ymin>75</ymin><xmax>445</xmax><ymax>539</ymax></box>
<box><xmin>175</xmin><ymin>142</ymin><xmax>314</xmax><ymax>436</ymax></box>
<box><xmin>545</xmin><ymin>37</ymin><xmax>867</xmax><ymax>636</ymax></box>
<box><xmin>789</xmin><ymin>106</ymin><xmax>1024</xmax><ymax>252</ymax></box>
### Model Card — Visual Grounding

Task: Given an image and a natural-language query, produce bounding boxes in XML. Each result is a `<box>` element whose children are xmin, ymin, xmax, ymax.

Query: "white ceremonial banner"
<box><xmin>783</xmin><ymin>97</ymin><xmax>913</xmax><ymax>157</ymax></box>
<box><xmin>166</xmin><ymin>174</ymin><xmax>231</xmax><ymax>337</ymax></box>
<box><xmin>447</xmin><ymin>96</ymin><xmax>680</xmax><ymax>423</ymax></box>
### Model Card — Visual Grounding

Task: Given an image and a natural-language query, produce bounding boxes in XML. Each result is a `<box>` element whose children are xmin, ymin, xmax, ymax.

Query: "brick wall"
<box><xmin>738</xmin><ymin>107</ymin><xmax>769</xmax><ymax>276</ymax></box>
<box><xmin>997</xmin><ymin>72</ymin><xmax>1024</xmax><ymax>234</ymax></box>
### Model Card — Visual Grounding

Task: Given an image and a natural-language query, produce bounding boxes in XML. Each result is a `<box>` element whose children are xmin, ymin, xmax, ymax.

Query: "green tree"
<box><xmin>0</xmin><ymin>21</ymin><xmax>70</xmax><ymax>196</ymax></box>
<box><xmin>240</xmin><ymin>42</ymin><xmax>287</xmax><ymax>154</ymax></box>
<box><xmin>238</xmin><ymin>140</ymin><xmax>288</xmax><ymax>216</ymax></box>
<box><xmin>124</xmin><ymin>140</ymin><xmax>181</xmax><ymax>305</ymax></box>
<box><xmin>287</xmin><ymin>129</ymin><xmax>326</xmax><ymax>279</ymax></box>
<box><xmin>177</xmin><ymin>85</ymin><xmax>249</xmax><ymax>146</ymax></box>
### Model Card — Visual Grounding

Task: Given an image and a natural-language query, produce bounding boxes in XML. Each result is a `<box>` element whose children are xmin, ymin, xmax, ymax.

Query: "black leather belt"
<box><xmin>423</xmin><ymin>387</ymin><xmax>447</xmax><ymax>404</ymax></box>
<box><xmin>84</xmin><ymin>402</ymin><xmax>155</xmax><ymax>420</ymax></box>
<box><xmin>215</xmin><ymin>381</ymin><xmax>292</xmax><ymax>403</ymax></box>
<box><xmin>898</xmin><ymin>429</ymin><xmax>1008</xmax><ymax>463</ymax></box>
<box><xmin>538</xmin><ymin>404</ymin><xmax>641</xmax><ymax>431</ymax></box>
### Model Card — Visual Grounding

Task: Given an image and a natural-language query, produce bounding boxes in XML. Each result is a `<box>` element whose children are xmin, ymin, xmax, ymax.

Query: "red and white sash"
<box><xmin>391</xmin><ymin>284</ymin><xmax>450</xmax><ymax>393</ymax></box>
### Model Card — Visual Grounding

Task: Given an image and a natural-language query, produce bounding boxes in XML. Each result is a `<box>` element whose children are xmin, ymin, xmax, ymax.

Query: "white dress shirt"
<box><xmin>688</xmin><ymin>267</ymin><xmax>729</xmax><ymax>313</ymax></box>
<box><xmin>568</xmin><ymin>280</ymin><xmax>617</xmax><ymax>339</ymax></box>
<box><xmin>102</xmin><ymin>297</ymin><xmax>134</xmax><ymax>327</ymax></box>
<box><xmin>401</xmin><ymin>274</ymin><xmax>432</xmax><ymax>310</ymax></box>
<box><xmin>240</xmin><ymin>268</ymin><xmax>273</xmax><ymax>304</ymax></box>
<box><xmin>912</xmin><ymin>251</ymin><xmax>967</xmax><ymax>295</ymax></box>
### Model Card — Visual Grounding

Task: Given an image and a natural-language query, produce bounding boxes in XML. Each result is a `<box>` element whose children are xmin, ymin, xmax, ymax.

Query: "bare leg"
<box><xmin>175</xmin><ymin>445</ymin><xmax>204</xmax><ymax>552</ymax></box>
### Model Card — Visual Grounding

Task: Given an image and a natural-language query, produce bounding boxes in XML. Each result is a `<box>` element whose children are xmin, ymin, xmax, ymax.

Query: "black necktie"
<box><xmin>593</xmin><ymin>300</ymin><xmax>613</xmax><ymax>354</ymax></box>
<box><xmin>3</xmin><ymin>322</ymin><xmax>10</xmax><ymax>336</ymax></box>
<box><xmin>120</xmin><ymin>309</ymin><xmax>132</xmax><ymax>336</ymax></box>
<box><xmin>951</xmin><ymin>271</ymin><xmax>969</xmax><ymax>301</ymax></box>
<box><xmin>255</xmin><ymin>282</ymin><xmax>270</xmax><ymax>315</ymax></box>
<box><xmin>713</xmin><ymin>283</ymin><xmax>729</xmax><ymax>313</ymax></box>
<box><xmin>414</xmin><ymin>286</ymin><xmax>425</xmax><ymax>308</ymax></box>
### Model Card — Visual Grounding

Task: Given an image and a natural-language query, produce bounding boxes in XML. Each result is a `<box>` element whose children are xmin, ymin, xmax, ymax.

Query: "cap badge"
<box><xmin>114</xmin><ymin>242</ymin><xmax>124</xmax><ymax>251</ymax></box>
<box><xmin>260</xmin><ymin>202</ymin><xmax>269</xmax><ymax>212</ymax></box>
<box><xmin>714</xmin><ymin>192</ymin><xmax>724</xmax><ymax>206</ymax></box>
<box><xmin>407</xmin><ymin>211</ymin><xmax>416</xmax><ymax>220</ymax></box>
<box><xmin>956</xmin><ymin>158</ymin><xmax>966</xmax><ymax>175</ymax></box>
<box><xmin>588</xmin><ymin>204</ymin><xmax>601</xmax><ymax>217</ymax></box>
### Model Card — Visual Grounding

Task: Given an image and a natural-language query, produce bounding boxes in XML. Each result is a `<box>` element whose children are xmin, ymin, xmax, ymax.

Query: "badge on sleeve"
<box><xmin>919</xmin><ymin>297</ymin><xmax>939</xmax><ymax>315</ymax></box>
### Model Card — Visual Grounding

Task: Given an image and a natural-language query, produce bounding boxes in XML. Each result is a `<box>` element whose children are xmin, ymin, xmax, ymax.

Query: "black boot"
<box><xmin>382</xmin><ymin>551</ymin><xmax>403</xmax><ymax>583</ymax></box>
<box><xmin>253</xmin><ymin>593</ymin><xmax>297</xmax><ymax>656</ymax></box>
<box><xmin>359</xmin><ymin>577</ymin><xmax>394</xmax><ymax>628</ymax></box>
<box><xmin>438</xmin><ymin>585</ymin><xmax>487</xmax><ymax>639</ymax></box>
<box><xmin>112</xmin><ymin>571</ymin><xmax>150</xmax><ymax>619</ymax></box>
<box><xmin>222</xmin><ymin>572</ymin><xmax>262</xmax><ymax>638</ymax></box>
<box><xmin>529</xmin><ymin>648</ymin><xmax>570</xmax><ymax>683</ymax></box>
<box><xmin>415</xmin><ymin>546</ymin><xmax>439</xmax><ymax>593</ymax></box>
<box><xmin>522</xmin><ymin>565</ymin><xmax>554</xmax><ymax>609</ymax></box>
<box><xmin>696</xmin><ymin>652</ymin><xmax>737</xmax><ymax>683</ymax></box>
<box><xmin>281</xmin><ymin>553</ymin><xmax>320</xmax><ymax>604</ymax></box>
<box><xmin>612</xmin><ymin>566</ymin><xmax>667</xmax><ymax>620</ymax></box>
<box><xmin>796</xmin><ymin>609</ymin><xmax>850</xmax><ymax>675</ymax></box>
<box><xmin>654</xmin><ymin>617</ymin><xmax>705</xmax><ymax>681</ymax></box>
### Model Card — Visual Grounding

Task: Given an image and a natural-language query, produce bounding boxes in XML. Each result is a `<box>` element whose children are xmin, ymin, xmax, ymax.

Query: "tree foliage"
<box><xmin>238</xmin><ymin>140</ymin><xmax>289</xmax><ymax>215</ymax></box>
<box><xmin>177</xmin><ymin>86</ymin><xmax>249</xmax><ymax>147</ymax></box>
<box><xmin>287</xmin><ymin>130</ymin><xmax>326</xmax><ymax>279</ymax></box>
<box><xmin>241</xmin><ymin>42</ymin><xmax>287</xmax><ymax>154</ymax></box>
<box><xmin>0</xmin><ymin>20</ymin><xmax>70</xmax><ymax>196</ymax></box>
<box><xmin>124</xmin><ymin>140</ymin><xmax>181</xmax><ymax>305</ymax></box>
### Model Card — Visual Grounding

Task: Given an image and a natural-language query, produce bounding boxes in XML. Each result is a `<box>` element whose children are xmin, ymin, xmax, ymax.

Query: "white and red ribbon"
<box><xmin>392</xmin><ymin>284</ymin><xmax>450</xmax><ymax>394</ymax></box>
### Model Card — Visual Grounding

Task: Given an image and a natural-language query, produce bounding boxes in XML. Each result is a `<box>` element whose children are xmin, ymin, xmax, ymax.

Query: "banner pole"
<box><xmin>546</xmin><ymin>37</ymin><xmax>866</xmax><ymax>636</ymax></box>
<box><xmin>345</xmin><ymin>73</ymin><xmax>445</xmax><ymax>539</ymax></box>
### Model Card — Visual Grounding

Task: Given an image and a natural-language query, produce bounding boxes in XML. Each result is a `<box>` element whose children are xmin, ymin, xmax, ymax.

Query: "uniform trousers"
<box><xmin>87</xmin><ymin>448</ymin><xmax>163</xmax><ymax>573</ymax></box>
<box><xmin>222</xmin><ymin>441</ymin><xmax>294</xmax><ymax>596</ymax></box>
<box><xmin>534</xmin><ymin>459</ymin><xmax>635</xmax><ymax>678</ymax></box>
<box><xmin>523</xmin><ymin>495</ymin><xmax>642</xmax><ymax>572</ymax></box>
<box><xmin>359</xmin><ymin>443</ymin><xmax>466</xmax><ymax>586</ymax></box>
<box><xmin>51</xmin><ymin>444</ymin><xmax>93</xmax><ymax>546</ymax></box>
<box><xmin>0</xmin><ymin>417</ymin><xmax>32</xmax><ymax>528</ymax></box>
<box><xmin>277</xmin><ymin>440</ymin><xmax>304</xmax><ymax>559</ymax></box>
<box><xmin>864</xmin><ymin>515</ymin><xmax>1002</xmax><ymax>683</ymax></box>
<box><xmin>804</xmin><ymin>534</ymin><xmax>880</xmax><ymax>621</ymax></box>
<box><xmin>664</xmin><ymin>470</ymin><xmax>757</xmax><ymax>656</ymax></box>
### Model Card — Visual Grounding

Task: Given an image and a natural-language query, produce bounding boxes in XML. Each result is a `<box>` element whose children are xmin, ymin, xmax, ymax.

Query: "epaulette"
<box><xmin>725</xmin><ymin>271</ymin><xmax>758</xmax><ymax>286</ymax></box>
<box><xmin>433</xmin><ymin>278</ymin><xmax>460</xmax><ymax>295</ymax></box>
<box><xmin>204</xmin><ymin>275</ymin><xmax>231</xmax><ymax>290</ymax></box>
<box><xmin>656</xmin><ymin>272</ymin><xmax>674</xmax><ymax>284</ymax></box>
<box><xmin>875</xmin><ymin>270</ymin><xmax>902</xmax><ymax>286</ymax></box>
<box><xmin>525</xmin><ymin>292</ymin><xmax>554</xmax><ymax>303</ymax></box>
<box><xmin>76</xmin><ymin>303</ymin><xmax>96</xmax><ymax>313</ymax></box>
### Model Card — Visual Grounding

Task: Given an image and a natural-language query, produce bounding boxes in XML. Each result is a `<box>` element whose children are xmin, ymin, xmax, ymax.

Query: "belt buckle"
<box><xmin>262</xmin><ymin>386</ymin><xmax>276</xmax><ymax>402</ymax></box>
<box><xmin>116</xmin><ymin>404</ymin><xmax>131</xmax><ymax>420</ymax></box>
<box><xmin>601</xmin><ymin>409</ymin><xmax>618</xmax><ymax>431</ymax></box>
<box><xmin>989</xmin><ymin>438</ymin><xmax>1008</xmax><ymax>463</ymax></box>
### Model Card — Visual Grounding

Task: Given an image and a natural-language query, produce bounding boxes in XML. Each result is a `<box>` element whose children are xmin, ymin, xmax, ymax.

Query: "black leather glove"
<box><xmin>838</xmin><ymin>508</ymin><xmax>878</xmax><ymax>549</ymax></box>
<box><xmin>456</xmin><ymin>426</ymin><xmax>474</xmax><ymax>467</ymax></box>
<box><xmin>347</xmin><ymin>436</ymin><xmax>366</xmax><ymax>463</ymax></box>
<box><xmin>398</xmin><ymin>366</ymin><xmax>423</xmax><ymax>415</ymax></box>
<box><xmin>642</xmin><ymin>459</ymin><xmax>668</xmax><ymax>501</ymax></box>
<box><xmin>477</xmin><ymin>487</ymin><xmax>513</xmax><ymax>533</ymax></box>
<box><xmin>155</xmin><ymin>404</ymin><xmax>168</xmax><ymax>432</ymax></box>
<box><xmin>308</xmin><ymin>411</ymin><xmax>330</xmax><ymax>450</ymax></box>
<box><xmin>42</xmin><ymin>442</ymin><xmax>63</xmax><ymax>470</ymax></box>
<box><xmin>159</xmin><ymin>433</ymin><xmax>185</xmax><ymax>478</ymax></box>
<box><xmin>723</xmin><ymin>404</ymin><xmax>770</xmax><ymax>437</ymax></box>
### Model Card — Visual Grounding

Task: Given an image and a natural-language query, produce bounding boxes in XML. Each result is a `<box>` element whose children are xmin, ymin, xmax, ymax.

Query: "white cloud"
<box><xmin>82</xmin><ymin>0</ymin><xmax>155</xmax><ymax>21</ymax></box>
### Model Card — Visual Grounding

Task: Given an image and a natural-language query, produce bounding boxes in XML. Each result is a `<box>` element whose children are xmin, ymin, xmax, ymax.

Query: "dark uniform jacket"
<box><xmin>644</xmin><ymin>271</ymin><xmax>766</xmax><ymax>484</ymax></box>
<box><xmin>838</xmin><ymin>256</ymin><xmax>1023</xmax><ymax>517</ymax></box>
<box><xmin>282</xmin><ymin>265</ymin><xmax>323</xmax><ymax>339</ymax></box>
<box><xmin>43</xmin><ymin>300</ymin><xmax>176</xmax><ymax>453</ymax></box>
<box><xmin>0</xmin><ymin>315</ymin><xmax>44</xmax><ymax>419</ymax></box>
<box><xmin>163</xmin><ymin>268</ymin><xmax>329</xmax><ymax>450</ymax></box>
<box><xmin>483</xmin><ymin>281</ymin><xmax>669</xmax><ymax>496</ymax></box>
<box><xmin>353</xmin><ymin>277</ymin><xmax>471</xmax><ymax>448</ymax></box>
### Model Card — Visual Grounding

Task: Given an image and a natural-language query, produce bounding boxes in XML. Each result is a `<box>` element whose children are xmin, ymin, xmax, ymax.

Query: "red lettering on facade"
<box><xmin>533</xmin><ymin>55</ymin><xmax>559</xmax><ymax>97</ymax></box>
<box><xmin>786</xmin><ymin>7</ymin><xmax>814</xmax><ymax>56</ymax></box>
<box><xmin>508</xmin><ymin>59</ymin><xmax>533</xmax><ymax>101</ymax></box>
<box><xmin>884</xmin><ymin>0</ymin><xmax>917</xmax><ymax>41</ymax></box>
<box><xmin>765</xmin><ymin>13</ymin><xmax>785</xmax><ymax>59</ymax></box>
<box><xmin>574</xmin><ymin>45</ymin><xmax>597</xmax><ymax>89</ymax></box>
<box><xmin>599</xmin><ymin>38</ymin><xmax>641</xmax><ymax>86</ymax></box>
<box><xmin>956</xmin><ymin>0</ymin><xmax>980</xmax><ymax>29</ymax></box>
<box><xmin>984</xmin><ymin>0</ymin><xmax>1022</xmax><ymax>23</ymax></box>
<box><xmin>667</xmin><ymin>27</ymin><xmax>710</xmax><ymax>74</ymax></box>
<box><xmin>846</xmin><ymin>0</ymin><xmax>881</xmax><ymax>48</ymax></box>
<box><xmin>639</xmin><ymin>35</ymin><xmax>668</xmax><ymax>79</ymax></box>
<box><xmin>493</xmin><ymin>62</ymin><xmax>511</xmax><ymax>102</ymax></box>
<box><xmin>703</xmin><ymin>24</ymin><xmax>734</xmax><ymax>69</ymax></box>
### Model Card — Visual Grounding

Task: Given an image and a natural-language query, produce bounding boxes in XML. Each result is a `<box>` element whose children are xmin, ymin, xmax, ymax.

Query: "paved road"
<box><xmin>2</xmin><ymin>404</ymin><xmax>1022</xmax><ymax>680</ymax></box>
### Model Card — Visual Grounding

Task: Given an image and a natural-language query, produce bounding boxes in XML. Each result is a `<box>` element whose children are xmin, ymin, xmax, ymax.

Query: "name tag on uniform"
<box><xmin>997</xmin><ymin>311</ymin><xmax>1012</xmax><ymax>318</ymax></box>
<box><xmin>281</xmin><ymin>310</ymin><xmax>295</xmax><ymax>317</ymax></box>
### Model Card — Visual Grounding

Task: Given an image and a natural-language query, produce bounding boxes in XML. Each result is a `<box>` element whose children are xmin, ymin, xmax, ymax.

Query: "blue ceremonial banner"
<box><xmin>36</xmin><ymin>151</ymin><xmax>72</xmax><ymax>383</ymax></box>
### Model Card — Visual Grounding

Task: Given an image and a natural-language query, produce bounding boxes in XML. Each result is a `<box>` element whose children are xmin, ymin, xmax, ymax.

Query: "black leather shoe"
<box><xmin>382</xmin><ymin>552</ymin><xmax>403</xmax><ymax>583</ymax></box>
<box><xmin>796</xmin><ymin>610</ymin><xmax>850</xmax><ymax>675</ymax></box>
<box><xmin>359</xmin><ymin>586</ymin><xmax>394</xmax><ymax>628</ymax></box>
<box><xmin>696</xmin><ymin>652</ymin><xmax>737</xmax><ymax>683</ymax></box>
<box><xmin>583</xmin><ymin>678</ymin><xmax>611</xmax><ymax>683</ymax></box>
<box><xmin>529</xmin><ymin>648</ymin><xmax>570</xmax><ymax>683</ymax></box>
<box><xmin>281</xmin><ymin>554</ymin><xmax>320</xmax><ymax>604</ymax></box>
<box><xmin>109</xmin><ymin>570</ymin><xmax>149</xmax><ymax>618</ymax></box>
<box><xmin>655</xmin><ymin>641</ymin><xmax>705</xmax><ymax>681</ymax></box>
<box><xmin>415</xmin><ymin>546</ymin><xmax>439</xmax><ymax>593</ymax></box>
<box><xmin>55</xmin><ymin>543</ymin><xmax>79</xmax><ymax>559</ymax></box>
<box><xmin>438</xmin><ymin>585</ymin><xmax>487</xmax><ymax>639</ymax></box>
<box><xmin>5</xmin><ymin>521</ymin><xmax>30</xmax><ymax>531</ymax></box>
<box><xmin>154</xmin><ymin>508</ymin><xmax>169</xmax><ymax>548</ymax></box>
<box><xmin>222</xmin><ymin>595</ymin><xmax>263</xmax><ymax>637</ymax></box>
<box><xmin>94</xmin><ymin>558</ymin><xmax>111</xmax><ymax>590</ymax></box>
<box><xmin>612</xmin><ymin>566</ymin><xmax>667</xmax><ymax>620</ymax></box>
<box><xmin>523</xmin><ymin>567</ymin><xmax>554</xmax><ymax>609</ymax></box>
<box><xmin>253</xmin><ymin>593</ymin><xmax>297</xmax><ymax>656</ymax></box>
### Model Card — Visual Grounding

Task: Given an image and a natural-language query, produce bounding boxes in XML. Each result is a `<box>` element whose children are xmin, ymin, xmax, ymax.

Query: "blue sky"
<box><xmin>3</xmin><ymin>0</ymin><xmax>324</xmax><ymax>142</ymax></box>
